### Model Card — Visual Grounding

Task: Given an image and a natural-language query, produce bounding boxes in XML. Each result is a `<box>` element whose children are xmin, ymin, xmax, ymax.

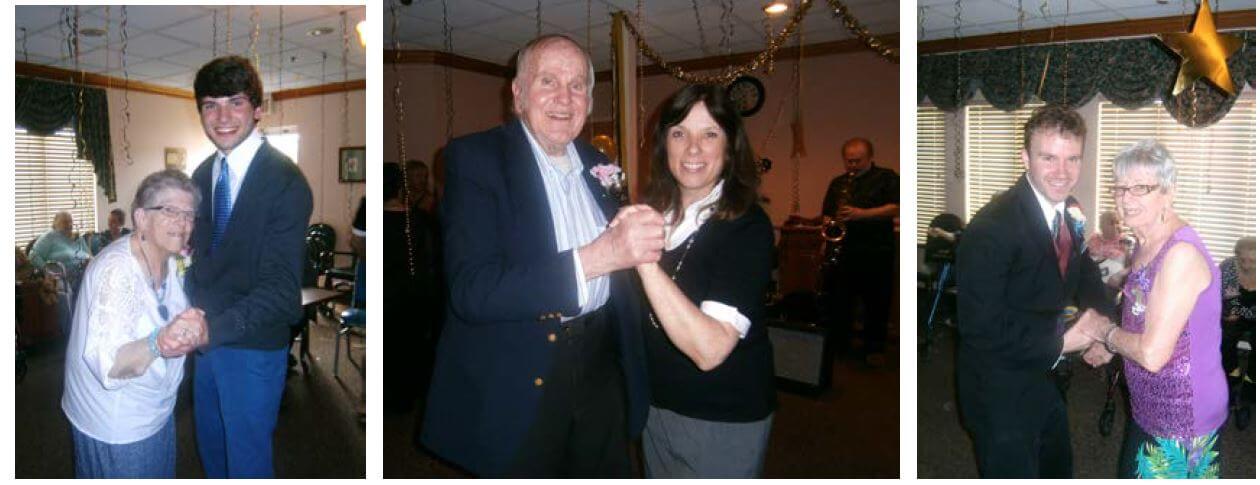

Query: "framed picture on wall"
<box><xmin>339</xmin><ymin>146</ymin><xmax>365</xmax><ymax>183</ymax></box>
<box><xmin>164</xmin><ymin>147</ymin><xmax>186</xmax><ymax>171</ymax></box>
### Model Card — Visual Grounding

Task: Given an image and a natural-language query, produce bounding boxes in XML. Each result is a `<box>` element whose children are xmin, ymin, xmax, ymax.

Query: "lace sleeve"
<box><xmin>81</xmin><ymin>253</ymin><xmax>145</xmax><ymax>390</ymax></box>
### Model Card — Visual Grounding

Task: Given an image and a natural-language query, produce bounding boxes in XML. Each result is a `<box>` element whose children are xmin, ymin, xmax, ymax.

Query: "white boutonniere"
<box><xmin>175</xmin><ymin>245</ymin><xmax>193</xmax><ymax>280</ymax></box>
<box><xmin>589</xmin><ymin>163</ymin><xmax>628</xmax><ymax>204</ymax></box>
<box><xmin>1066</xmin><ymin>203</ymin><xmax>1087</xmax><ymax>253</ymax></box>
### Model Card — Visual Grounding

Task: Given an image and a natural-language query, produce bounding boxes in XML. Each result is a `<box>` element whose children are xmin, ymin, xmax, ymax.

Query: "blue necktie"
<box><xmin>212</xmin><ymin>157</ymin><xmax>232</xmax><ymax>250</ymax></box>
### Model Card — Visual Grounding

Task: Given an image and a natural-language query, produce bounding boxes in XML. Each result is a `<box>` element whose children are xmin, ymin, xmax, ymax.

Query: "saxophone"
<box><xmin>821</xmin><ymin>172</ymin><xmax>855</xmax><ymax>268</ymax></box>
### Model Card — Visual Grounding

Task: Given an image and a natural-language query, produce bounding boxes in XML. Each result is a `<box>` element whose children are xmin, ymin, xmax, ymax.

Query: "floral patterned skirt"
<box><xmin>1120</xmin><ymin>417</ymin><xmax>1220</xmax><ymax>479</ymax></box>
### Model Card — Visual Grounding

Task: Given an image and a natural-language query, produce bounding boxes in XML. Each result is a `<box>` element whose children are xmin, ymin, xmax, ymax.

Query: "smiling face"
<box><xmin>512</xmin><ymin>39</ymin><xmax>591</xmax><ymax>156</ymax></box>
<box><xmin>199</xmin><ymin>93</ymin><xmax>262</xmax><ymax>153</ymax></box>
<box><xmin>1022</xmin><ymin>129</ymin><xmax>1083</xmax><ymax>204</ymax></box>
<box><xmin>1113</xmin><ymin>165</ymin><xmax>1172</xmax><ymax>231</ymax></box>
<box><xmin>137</xmin><ymin>189</ymin><xmax>196</xmax><ymax>256</ymax></box>
<box><xmin>667</xmin><ymin>102</ymin><xmax>727</xmax><ymax>207</ymax></box>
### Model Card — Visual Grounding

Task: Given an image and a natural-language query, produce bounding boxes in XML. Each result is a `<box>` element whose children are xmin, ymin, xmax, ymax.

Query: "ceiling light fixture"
<box><xmin>763</xmin><ymin>1</ymin><xmax>789</xmax><ymax>15</ymax></box>
<box><xmin>79</xmin><ymin>27</ymin><xmax>107</xmax><ymax>37</ymax></box>
<box><xmin>308</xmin><ymin>26</ymin><xmax>335</xmax><ymax>37</ymax></box>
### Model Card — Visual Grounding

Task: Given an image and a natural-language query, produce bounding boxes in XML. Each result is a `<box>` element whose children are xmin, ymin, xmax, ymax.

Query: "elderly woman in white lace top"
<box><xmin>62</xmin><ymin>169</ymin><xmax>209</xmax><ymax>478</ymax></box>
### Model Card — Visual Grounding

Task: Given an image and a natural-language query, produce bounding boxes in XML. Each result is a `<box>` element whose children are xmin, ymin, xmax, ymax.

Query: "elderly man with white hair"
<box><xmin>420</xmin><ymin>34</ymin><xmax>665</xmax><ymax>477</ymax></box>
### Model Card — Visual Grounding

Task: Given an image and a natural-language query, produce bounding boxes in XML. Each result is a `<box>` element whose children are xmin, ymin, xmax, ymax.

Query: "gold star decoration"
<box><xmin>1158</xmin><ymin>1</ymin><xmax>1245</xmax><ymax>96</ymax></box>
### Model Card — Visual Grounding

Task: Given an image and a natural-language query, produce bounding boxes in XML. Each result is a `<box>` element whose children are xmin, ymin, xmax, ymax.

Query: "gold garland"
<box><xmin>825</xmin><ymin>0</ymin><xmax>896</xmax><ymax>63</ymax></box>
<box><xmin>614</xmin><ymin>0</ymin><xmax>813</xmax><ymax>85</ymax></box>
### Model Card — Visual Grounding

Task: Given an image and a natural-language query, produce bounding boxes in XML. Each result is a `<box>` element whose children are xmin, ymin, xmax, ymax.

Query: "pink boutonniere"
<box><xmin>589</xmin><ymin>163</ymin><xmax>628</xmax><ymax>203</ymax></box>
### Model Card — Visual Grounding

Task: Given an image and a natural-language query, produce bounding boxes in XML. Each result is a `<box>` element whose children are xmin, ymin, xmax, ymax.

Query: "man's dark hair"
<box><xmin>383</xmin><ymin>163</ymin><xmax>404</xmax><ymax>201</ymax></box>
<box><xmin>1022</xmin><ymin>105</ymin><xmax>1086</xmax><ymax>152</ymax></box>
<box><xmin>109</xmin><ymin>208</ymin><xmax>126</xmax><ymax>223</ymax></box>
<box><xmin>643</xmin><ymin>84</ymin><xmax>761</xmax><ymax>221</ymax></box>
<box><xmin>194</xmin><ymin>56</ymin><xmax>264</xmax><ymax>110</ymax></box>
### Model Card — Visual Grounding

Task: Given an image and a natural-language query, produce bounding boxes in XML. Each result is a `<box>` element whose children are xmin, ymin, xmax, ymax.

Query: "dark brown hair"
<box><xmin>194</xmin><ymin>56</ymin><xmax>264</xmax><ymax>110</ymax></box>
<box><xmin>643</xmin><ymin>84</ymin><xmax>760</xmax><ymax>221</ymax></box>
<box><xmin>1022</xmin><ymin>104</ymin><xmax>1086</xmax><ymax>152</ymax></box>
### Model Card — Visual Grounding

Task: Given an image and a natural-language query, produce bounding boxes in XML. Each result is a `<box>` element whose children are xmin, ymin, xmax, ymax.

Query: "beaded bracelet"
<box><xmin>148</xmin><ymin>327</ymin><xmax>161</xmax><ymax>358</ymax></box>
<box><xmin>1103</xmin><ymin>324</ymin><xmax>1120</xmax><ymax>354</ymax></box>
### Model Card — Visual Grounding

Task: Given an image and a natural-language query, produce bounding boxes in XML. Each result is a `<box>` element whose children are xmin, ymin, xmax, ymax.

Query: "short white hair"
<box><xmin>1113</xmin><ymin>138</ymin><xmax>1177</xmax><ymax>189</ymax></box>
<box><xmin>513</xmin><ymin>34</ymin><xmax>594</xmax><ymax>115</ymax></box>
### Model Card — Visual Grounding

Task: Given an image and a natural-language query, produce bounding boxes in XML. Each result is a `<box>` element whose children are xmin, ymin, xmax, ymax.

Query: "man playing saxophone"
<box><xmin>820</xmin><ymin>137</ymin><xmax>899</xmax><ymax>367</ymax></box>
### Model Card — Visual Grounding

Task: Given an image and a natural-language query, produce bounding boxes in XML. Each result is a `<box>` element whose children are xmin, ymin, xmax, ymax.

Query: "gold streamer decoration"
<box><xmin>825</xmin><ymin>0</ymin><xmax>897</xmax><ymax>63</ymax></box>
<box><xmin>615</xmin><ymin>0</ymin><xmax>813</xmax><ymax>85</ymax></box>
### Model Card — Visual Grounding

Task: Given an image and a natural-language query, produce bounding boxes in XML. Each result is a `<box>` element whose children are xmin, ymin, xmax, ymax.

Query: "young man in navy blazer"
<box><xmin>420</xmin><ymin>34</ymin><xmax>666</xmax><ymax>477</ymax></box>
<box><xmin>184</xmin><ymin>56</ymin><xmax>313</xmax><ymax>478</ymax></box>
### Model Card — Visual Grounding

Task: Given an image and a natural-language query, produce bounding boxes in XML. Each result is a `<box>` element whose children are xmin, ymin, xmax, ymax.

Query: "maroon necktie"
<box><xmin>1054</xmin><ymin>210</ymin><xmax>1071</xmax><ymax>278</ymax></box>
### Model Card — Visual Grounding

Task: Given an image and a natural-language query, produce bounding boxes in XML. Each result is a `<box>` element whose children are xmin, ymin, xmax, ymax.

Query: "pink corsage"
<box><xmin>589</xmin><ymin>163</ymin><xmax>627</xmax><ymax>203</ymax></box>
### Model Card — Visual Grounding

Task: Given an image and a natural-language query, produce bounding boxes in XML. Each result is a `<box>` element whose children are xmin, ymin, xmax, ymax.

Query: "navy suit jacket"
<box><xmin>187</xmin><ymin>140</ymin><xmax>314</xmax><ymax>350</ymax></box>
<box><xmin>420</xmin><ymin>120</ymin><xmax>648</xmax><ymax>476</ymax></box>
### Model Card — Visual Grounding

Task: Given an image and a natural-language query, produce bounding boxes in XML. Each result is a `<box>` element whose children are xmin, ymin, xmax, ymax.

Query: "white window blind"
<box><xmin>964</xmin><ymin>103</ymin><xmax>1044</xmax><ymax>221</ymax></box>
<box><xmin>15</xmin><ymin>127</ymin><xmax>98</xmax><ymax>249</ymax></box>
<box><xmin>1096</xmin><ymin>89</ymin><xmax>1256</xmax><ymax>264</ymax></box>
<box><xmin>917</xmin><ymin>106</ymin><xmax>946</xmax><ymax>244</ymax></box>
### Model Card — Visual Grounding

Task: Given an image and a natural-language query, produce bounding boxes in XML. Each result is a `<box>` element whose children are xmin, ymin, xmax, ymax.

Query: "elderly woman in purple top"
<box><xmin>1082</xmin><ymin>139</ymin><xmax>1228</xmax><ymax>478</ymax></box>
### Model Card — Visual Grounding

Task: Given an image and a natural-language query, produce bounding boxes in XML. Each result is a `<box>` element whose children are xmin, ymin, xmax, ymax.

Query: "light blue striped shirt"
<box><xmin>519</xmin><ymin>120</ymin><xmax>610</xmax><ymax>319</ymax></box>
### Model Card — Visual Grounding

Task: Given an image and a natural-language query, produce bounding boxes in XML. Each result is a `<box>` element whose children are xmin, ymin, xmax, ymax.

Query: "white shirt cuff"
<box><xmin>700</xmin><ymin>300</ymin><xmax>751</xmax><ymax>339</ymax></box>
<box><xmin>572</xmin><ymin>250</ymin><xmax>588</xmax><ymax>310</ymax></box>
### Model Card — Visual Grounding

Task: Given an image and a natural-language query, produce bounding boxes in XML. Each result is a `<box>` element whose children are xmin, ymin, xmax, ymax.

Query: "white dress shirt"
<box><xmin>210</xmin><ymin>128</ymin><xmax>265</xmax><ymax>211</ymax></box>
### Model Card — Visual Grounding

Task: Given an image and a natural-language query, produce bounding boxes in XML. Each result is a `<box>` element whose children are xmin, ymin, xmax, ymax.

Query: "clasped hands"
<box><xmin>1062</xmin><ymin>308</ymin><xmax>1117</xmax><ymax>367</ymax></box>
<box><xmin>156</xmin><ymin>307</ymin><xmax>209</xmax><ymax>357</ymax></box>
<box><xmin>582</xmin><ymin>205</ymin><xmax>666</xmax><ymax>278</ymax></box>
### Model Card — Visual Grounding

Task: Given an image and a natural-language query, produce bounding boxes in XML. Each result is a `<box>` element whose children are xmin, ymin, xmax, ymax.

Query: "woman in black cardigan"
<box><xmin>626</xmin><ymin>84</ymin><xmax>776</xmax><ymax>478</ymax></box>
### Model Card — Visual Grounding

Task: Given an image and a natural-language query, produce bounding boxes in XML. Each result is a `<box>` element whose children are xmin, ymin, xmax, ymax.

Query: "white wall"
<box><xmin>94</xmin><ymin>88</ymin><xmax>366</xmax><ymax>252</ymax></box>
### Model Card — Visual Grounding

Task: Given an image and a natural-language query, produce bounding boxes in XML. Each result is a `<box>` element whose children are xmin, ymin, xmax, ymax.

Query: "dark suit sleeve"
<box><xmin>206</xmin><ymin>169</ymin><xmax>314</xmax><ymax>348</ymax></box>
<box><xmin>955</xmin><ymin>214</ymin><xmax>1063</xmax><ymax>370</ymax></box>
<box><xmin>1076</xmin><ymin>256</ymin><xmax>1109</xmax><ymax>316</ymax></box>
<box><xmin>440</xmin><ymin>138</ymin><xmax>580</xmax><ymax>324</ymax></box>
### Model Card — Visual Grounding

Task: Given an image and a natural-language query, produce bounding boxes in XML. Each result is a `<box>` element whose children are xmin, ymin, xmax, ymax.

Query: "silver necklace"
<box><xmin>137</xmin><ymin>237</ymin><xmax>169</xmax><ymax>321</ymax></box>
<box><xmin>649</xmin><ymin>234</ymin><xmax>696</xmax><ymax>329</ymax></box>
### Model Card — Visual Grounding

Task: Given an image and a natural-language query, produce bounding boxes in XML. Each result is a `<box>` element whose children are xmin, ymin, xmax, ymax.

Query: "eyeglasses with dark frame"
<box><xmin>1110</xmin><ymin>184</ymin><xmax>1161</xmax><ymax>197</ymax></box>
<box><xmin>145</xmin><ymin>205</ymin><xmax>196</xmax><ymax>222</ymax></box>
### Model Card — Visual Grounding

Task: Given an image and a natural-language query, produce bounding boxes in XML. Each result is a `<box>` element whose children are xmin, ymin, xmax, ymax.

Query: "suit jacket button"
<box><xmin>547</xmin><ymin>333</ymin><xmax>557</xmax><ymax>343</ymax></box>
<box><xmin>534</xmin><ymin>377</ymin><xmax>544</xmax><ymax>387</ymax></box>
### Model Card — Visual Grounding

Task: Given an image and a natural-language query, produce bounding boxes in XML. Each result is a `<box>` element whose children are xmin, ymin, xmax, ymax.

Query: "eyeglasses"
<box><xmin>146</xmin><ymin>205</ymin><xmax>196</xmax><ymax>222</ymax></box>
<box><xmin>1110</xmin><ymin>184</ymin><xmax>1161</xmax><ymax>197</ymax></box>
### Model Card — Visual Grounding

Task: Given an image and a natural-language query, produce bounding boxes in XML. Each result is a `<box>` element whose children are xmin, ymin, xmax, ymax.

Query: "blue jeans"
<box><xmin>194</xmin><ymin>346</ymin><xmax>288</xmax><ymax>478</ymax></box>
<box><xmin>72</xmin><ymin>415</ymin><xmax>175</xmax><ymax>478</ymax></box>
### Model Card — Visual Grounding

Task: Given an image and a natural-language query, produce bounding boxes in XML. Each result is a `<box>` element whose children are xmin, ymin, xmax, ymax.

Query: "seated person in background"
<box><xmin>1086</xmin><ymin>210</ymin><xmax>1129</xmax><ymax>290</ymax></box>
<box><xmin>29</xmin><ymin>211</ymin><xmax>90</xmax><ymax>269</ymax></box>
<box><xmin>91</xmin><ymin>208</ymin><xmax>132</xmax><ymax>255</ymax></box>
<box><xmin>1220</xmin><ymin>236</ymin><xmax>1255</xmax><ymax>379</ymax></box>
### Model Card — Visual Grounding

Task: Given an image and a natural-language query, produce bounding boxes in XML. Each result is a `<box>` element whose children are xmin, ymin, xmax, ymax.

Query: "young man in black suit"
<box><xmin>954</xmin><ymin>105</ymin><xmax>1111</xmax><ymax>478</ymax></box>
<box><xmin>184</xmin><ymin>56</ymin><xmax>313</xmax><ymax>478</ymax></box>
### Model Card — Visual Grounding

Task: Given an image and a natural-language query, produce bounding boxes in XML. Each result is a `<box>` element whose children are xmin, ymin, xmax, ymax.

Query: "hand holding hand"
<box><xmin>157</xmin><ymin>308</ymin><xmax>208</xmax><ymax>356</ymax></box>
<box><xmin>1082</xmin><ymin>342</ymin><xmax>1114</xmax><ymax>367</ymax></box>
<box><xmin>585</xmin><ymin>205</ymin><xmax>665</xmax><ymax>276</ymax></box>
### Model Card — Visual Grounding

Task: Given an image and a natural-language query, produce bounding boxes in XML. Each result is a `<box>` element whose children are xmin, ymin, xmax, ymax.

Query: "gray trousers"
<box><xmin>642</xmin><ymin>406</ymin><xmax>773</xmax><ymax>478</ymax></box>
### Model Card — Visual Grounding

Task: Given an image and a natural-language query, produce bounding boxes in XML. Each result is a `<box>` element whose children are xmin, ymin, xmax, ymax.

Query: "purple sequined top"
<box><xmin>1121</xmin><ymin>226</ymin><xmax>1228</xmax><ymax>440</ymax></box>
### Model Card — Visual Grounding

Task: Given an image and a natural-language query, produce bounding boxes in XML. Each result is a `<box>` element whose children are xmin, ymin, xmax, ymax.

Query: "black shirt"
<box><xmin>821</xmin><ymin>165</ymin><xmax>899</xmax><ymax>251</ymax></box>
<box><xmin>643</xmin><ymin>204</ymin><xmax>777</xmax><ymax>423</ymax></box>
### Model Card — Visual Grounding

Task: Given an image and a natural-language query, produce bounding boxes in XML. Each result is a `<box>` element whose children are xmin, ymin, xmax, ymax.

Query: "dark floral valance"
<box><xmin>15</xmin><ymin>77</ymin><xmax>116</xmax><ymax>202</ymax></box>
<box><xmin>918</xmin><ymin>31</ymin><xmax>1256</xmax><ymax>127</ymax></box>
